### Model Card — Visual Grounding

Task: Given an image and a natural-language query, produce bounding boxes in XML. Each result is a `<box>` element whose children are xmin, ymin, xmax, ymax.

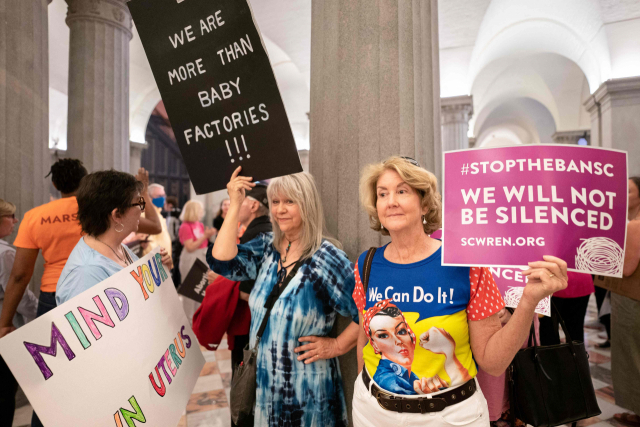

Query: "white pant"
<box><xmin>352</xmin><ymin>374</ymin><xmax>490</xmax><ymax>427</ymax></box>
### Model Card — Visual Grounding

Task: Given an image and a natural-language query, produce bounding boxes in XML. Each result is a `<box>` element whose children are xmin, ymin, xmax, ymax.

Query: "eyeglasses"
<box><xmin>1</xmin><ymin>213</ymin><xmax>15</xmax><ymax>219</ymax></box>
<box><xmin>129</xmin><ymin>197</ymin><xmax>146</xmax><ymax>212</ymax></box>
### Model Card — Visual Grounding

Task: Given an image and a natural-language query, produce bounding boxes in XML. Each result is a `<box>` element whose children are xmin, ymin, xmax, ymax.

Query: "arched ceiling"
<box><xmin>471</xmin><ymin>53</ymin><xmax>592</xmax><ymax>137</ymax></box>
<box><xmin>476</xmin><ymin>97</ymin><xmax>557</xmax><ymax>147</ymax></box>
<box><xmin>47</xmin><ymin>0</ymin><xmax>640</xmax><ymax>150</ymax></box>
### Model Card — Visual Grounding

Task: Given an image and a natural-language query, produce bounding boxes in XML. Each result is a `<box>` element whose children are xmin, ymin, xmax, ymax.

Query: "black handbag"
<box><xmin>508</xmin><ymin>302</ymin><xmax>601</xmax><ymax>427</ymax></box>
<box><xmin>229</xmin><ymin>260</ymin><xmax>302</xmax><ymax>424</ymax></box>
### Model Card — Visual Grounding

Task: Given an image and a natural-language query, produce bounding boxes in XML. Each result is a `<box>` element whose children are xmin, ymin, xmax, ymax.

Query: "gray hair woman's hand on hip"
<box><xmin>521</xmin><ymin>255</ymin><xmax>568</xmax><ymax>305</ymax></box>
<box><xmin>294</xmin><ymin>336</ymin><xmax>340</xmax><ymax>364</ymax></box>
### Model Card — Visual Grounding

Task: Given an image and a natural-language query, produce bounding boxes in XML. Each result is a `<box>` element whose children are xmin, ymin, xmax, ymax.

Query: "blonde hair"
<box><xmin>181</xmin><ymin>200</ymin><xmax>204</xmax><ymax>223</ymax></box>
<box><xmin>267</xmin><ymin>173</ymin><xmax>336</xmax><ymax>260</ymax></box>
<box><xmin>0</xmin><ymin>199</ymin><xmax>16</xmax><ymax>217</ymax></box>
<box><xmin>360</xmin><ymin>156</ymin><xmax>441</xmax><ymax>235</ymax></box>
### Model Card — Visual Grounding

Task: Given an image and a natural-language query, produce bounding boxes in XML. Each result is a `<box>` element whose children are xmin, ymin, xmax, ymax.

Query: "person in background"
<box><xmin>0</xmin><ymin>199</ymin><xmax>38</xmax><ymax>426</ymax></box>
<box><xmin>55</xmin><ymin>170</ymin><xmax>172</xmax><ymax>305</ymax></box>
<box><xmin>539</xmin><ymin>272</ymin><xmax>594</xmax><ymax>346</ymax></box>
<box><xmin>0</xmin><ymin>159</ymin><xmax>87</xmax><ymax>340</ymax></box>
<box><xmin>611</xmin><ymin>177</ymin><xmax>640</xmax><ymax>426</ymax></box>
<box><xmin>165</xmin><ymin>196</ymin><xmax>182</xmax><ymax>243</ymax></box>
<box><xmin>236</xmin><ymin>183</ymin><xmax>271</xmax><ymax>297</ymax></box>
<box><xmin>476</xmin><ymin>310</ymin><xmax>540</xmax><ymax>427</ymax></box>
<box><xmin>0</xmin><ymin>158</ymin><xmax>88</xmax><ymax>427</ymax></box>
<box><xmin>140</xmin><ymin>183</ymin><xmax>172</xmax><ymax>260</ymax></box>
<box><xmin>213</xmin><ymin>198</ymin><xmax>230</xmax><ymax>232</ymax></box>
<box><xmin>165</xmin><ymin>196</ymin><xmax>183</xmax><ymax>286</ymax></box>
<box><xmin>179</xmin><ymin>200</ymin><xmax>216</xmax><ymax>320</ymax></box>
<box><xmin>231</xmin><ymin>183</ymin><xmax>272</xmax><ymax>375</ymax></box>
<box><xmin>593</xmin><ymin>285</ymin><xmax>611</xmax><ymax>348</ymax></box>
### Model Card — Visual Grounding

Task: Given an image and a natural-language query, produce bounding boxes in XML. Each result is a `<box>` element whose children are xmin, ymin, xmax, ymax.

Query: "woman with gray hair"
<box><xmin>208</xmin><ymin>167</ymin><xmax>360</xmax><ymax>427</ymax></box>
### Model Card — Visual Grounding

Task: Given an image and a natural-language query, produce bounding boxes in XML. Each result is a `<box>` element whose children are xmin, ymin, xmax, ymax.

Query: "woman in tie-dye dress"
<box><xmin>208</xmin><ymin>168</ymin><xmax>360</xmax><ymax>427</ymax></box>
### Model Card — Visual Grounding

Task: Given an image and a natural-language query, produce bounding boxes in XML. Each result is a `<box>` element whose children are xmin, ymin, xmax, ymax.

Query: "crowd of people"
<box><xmin>0</xmin><ymin>156</ymin><xmax>638</xmax><ymax>427</ymax></box>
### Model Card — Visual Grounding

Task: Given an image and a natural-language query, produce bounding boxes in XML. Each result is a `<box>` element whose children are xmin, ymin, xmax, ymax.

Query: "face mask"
<box><xmin>152</xmin><ymin>196</ymin><xmax>166</xmax><ymax>209</ymax></box>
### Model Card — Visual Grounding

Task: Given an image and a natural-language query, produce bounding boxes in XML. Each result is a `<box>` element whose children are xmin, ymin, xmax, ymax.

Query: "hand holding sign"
<box><xmin>521</xmin><ymin>255</ymin><xmax>568</xmax><ymax>307</ymax></box>
<box><xmin>227</xmin><ymin>166</ymin><xmax>255</xmax><ymax>208</ymax></box>
<box><xmin>128</xmin><ymin>0</ymin><xmax>303</xmax><ymax>194</ymax></box>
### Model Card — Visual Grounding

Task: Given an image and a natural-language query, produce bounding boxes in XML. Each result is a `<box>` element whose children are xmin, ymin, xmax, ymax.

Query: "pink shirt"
<box><xmin>179</xmin><ymin>222</ymin><xmax>208</xmax><ymax>249</ymax></box>
<box><xmin>476</xmin><ymin>316</ymin><xmax>540</xmax><ymax>421</ymax></box>
<box><xmin>554</xmin><ymin>272</ymin><xmax>594</xmax><ymax>299</ymax></box>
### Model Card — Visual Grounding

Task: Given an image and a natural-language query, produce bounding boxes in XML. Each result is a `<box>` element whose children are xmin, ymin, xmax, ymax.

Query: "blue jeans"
<box><xmin>31</xmin><ymin>291</ymin><xmax>56</xmax><ymax>427</ymax></box>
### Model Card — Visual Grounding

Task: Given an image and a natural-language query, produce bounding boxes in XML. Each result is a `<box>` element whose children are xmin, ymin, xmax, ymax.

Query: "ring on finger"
<box><xmin>548</xmin><ymin>273</ymin><xmax>555</xmax><ymax>278</ymax></box>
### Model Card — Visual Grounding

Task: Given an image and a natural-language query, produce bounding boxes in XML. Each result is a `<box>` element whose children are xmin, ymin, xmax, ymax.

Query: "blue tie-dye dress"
<box><xmin>207</xmin><ymin>233</ymin><xmax>359</xmax><ymax>427</ymax></box>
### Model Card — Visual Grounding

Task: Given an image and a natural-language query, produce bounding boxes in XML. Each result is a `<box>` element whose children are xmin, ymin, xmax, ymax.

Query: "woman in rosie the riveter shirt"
<box><xmin>351</xmin><ymin>156</ymin><xmax>568</xmax><ymax>427</ymax></box>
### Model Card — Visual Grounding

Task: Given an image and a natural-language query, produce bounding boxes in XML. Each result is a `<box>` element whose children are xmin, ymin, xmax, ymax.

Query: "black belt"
<box><xmin>361</xmin><ymin>369</ymin><xmax>477</xmax><ymax>414</ymax></box>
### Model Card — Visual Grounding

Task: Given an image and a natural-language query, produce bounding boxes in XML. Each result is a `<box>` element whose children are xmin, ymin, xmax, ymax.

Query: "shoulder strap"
<box><xmin>255</xmin><ymin>260</ymin><xmax>303</xmax><ymax>343</ymax></box>
<box><xmin>362</xmin><ymin>247</ymin><xmax>377</xmax><ymax>294</ymax></box>
<box><xmin>122</xmin><ymin>245</ymin><xmax>134</xmax><ymax>265</ymax></box>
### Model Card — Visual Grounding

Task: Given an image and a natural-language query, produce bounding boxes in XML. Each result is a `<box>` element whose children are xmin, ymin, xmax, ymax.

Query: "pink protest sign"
<box><xmin>442</xmin><ymin>145</ymin><xmax>628</xmax><ymax>278</ymax></box>
<box><xmin>431</xmin><ymin>229</ymin><xmax>550</xmax><ymax>315</ymax></box>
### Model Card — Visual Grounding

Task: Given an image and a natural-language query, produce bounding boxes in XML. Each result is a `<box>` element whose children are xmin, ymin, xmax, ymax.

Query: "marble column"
<box><xmin>65</xmin><ymin>0</ymin><xmax>132</xmax><ymax>172</ymax></box>
<box><xmin>585</xmin><ymin>76</ymin><xmax>640</xmax><ymax>176</ymax></box>
<box><xmin>310</xmin><ymin>0</ymin><xmax>441</xmax><ymax>259</ymax></box>
<box><xmin>441</xmin><ymin>95</ymin><xmax>473</xmax><ymax>152</ymax></box>
<box><xmin>309</xmin><ymin>1</ymin><xmax>441</xmax><ymax>423</ymax></box>
<box><xmin>0</xmin><ymin>0</ymin><xmax>52</xmax><ymax>240</ymax></box>
<box><xmin>129</xmin><ymin>140</ymin><xmax>147</xmax><ymax>175</ymax></box>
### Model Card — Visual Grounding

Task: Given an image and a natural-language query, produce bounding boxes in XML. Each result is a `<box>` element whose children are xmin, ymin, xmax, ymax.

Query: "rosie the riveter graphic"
<box><xmin>363</xmin><ymin>300</ymin><xmax>473</xmax><ymax>395</ymax></box>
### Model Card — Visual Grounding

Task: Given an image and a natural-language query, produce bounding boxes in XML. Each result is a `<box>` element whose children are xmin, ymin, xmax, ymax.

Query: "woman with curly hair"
<box><xmin>351</xmin><ymin>156</ymin><xmax>568</xmax><ymax>426</ymax></box>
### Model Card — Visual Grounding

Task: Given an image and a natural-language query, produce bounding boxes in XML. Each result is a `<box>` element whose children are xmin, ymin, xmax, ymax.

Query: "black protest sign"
<box><xmin>177</xmin><ymin>259</ymin><xmax>210</xmax><ymax>303</ymax></box>
<box><xmin>127</xmin><ymin>0</ymin><xmax>302</xmax><ymax>194</ymax></box>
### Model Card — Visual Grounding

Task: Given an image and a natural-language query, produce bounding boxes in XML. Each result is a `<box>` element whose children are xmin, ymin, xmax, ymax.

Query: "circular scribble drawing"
<box><xmin>504</xmin><ymin>287</ymin><xmax>550</xmax><ymax>316</ymax></box>
<box><xmin>575</xmin><ymin>237</ymin><xmax>624</xmax><ymax>276</ymax></box>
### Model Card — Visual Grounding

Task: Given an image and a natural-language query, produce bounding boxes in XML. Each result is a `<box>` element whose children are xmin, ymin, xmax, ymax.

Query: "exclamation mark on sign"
<box><xmin>233</xmin><ymin>137</ymin><xmax>242</xmax><ymax>161</ymax></box>
<box><xmin>450</xmin><ymin>289</ymin><xmax>453</xmax><ymax>304</ymax></box>
<box><xmin>225</xmin><ymin>140</ymin><xmax>234</xmax><ymax>163</ymax></box>
<box><xmin>242</xmin><ymin>135</ymin><xmax>250</xmax><ymax>159</ymax></box>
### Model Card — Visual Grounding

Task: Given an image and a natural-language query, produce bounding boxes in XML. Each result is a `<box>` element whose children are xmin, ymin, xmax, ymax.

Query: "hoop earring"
<box><xmin>423</xmin><ymin>215</ymin><xmax>427</xmax><ymax>225</ymax></box>
<box><xmin>115</xmin><ymin>222</ymin><xmax>124</xmax><ymax>233</ymax></box>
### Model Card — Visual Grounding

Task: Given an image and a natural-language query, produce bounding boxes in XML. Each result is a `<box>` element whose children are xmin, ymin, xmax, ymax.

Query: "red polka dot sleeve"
<box><xmin>467</xmin><ymin>267</ymin><xmax>505</xmax><ymax>321</ymax></box>
<box><xmin>352</xmin><ymin>262</ymin><xmax>366</xmax><ymax>312</ymax></box>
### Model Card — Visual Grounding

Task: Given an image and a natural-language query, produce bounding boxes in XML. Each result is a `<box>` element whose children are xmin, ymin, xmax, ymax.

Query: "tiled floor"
<box><xmin>11</xmin><ymin>295</ymin><xmax>635</xmax><ymax>427</ymax></box>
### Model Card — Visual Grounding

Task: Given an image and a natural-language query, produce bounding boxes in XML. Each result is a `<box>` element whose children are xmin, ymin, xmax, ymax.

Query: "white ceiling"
<box><xmin>47</xmin><ymin>0</ymin><xmax>640</xmax><ymax>150</ymax></box>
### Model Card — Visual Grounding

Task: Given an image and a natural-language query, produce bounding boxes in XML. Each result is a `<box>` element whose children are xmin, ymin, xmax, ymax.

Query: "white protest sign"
<box><xmin>0</xmin><ymin>248</ymin><xmax>205</xmax><ymax>427</ymax></box>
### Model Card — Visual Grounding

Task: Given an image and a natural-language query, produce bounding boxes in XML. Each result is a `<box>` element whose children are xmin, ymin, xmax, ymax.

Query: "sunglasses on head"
<box><xmin>400</xmin><ymin>156</ymin><xmax>421</xmax><ymax>167</ymax></box>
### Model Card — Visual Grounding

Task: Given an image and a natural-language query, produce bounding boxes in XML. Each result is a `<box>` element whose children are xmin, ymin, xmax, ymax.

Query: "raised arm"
<box><xmin>211</xmin><ymin>166</ymin><xmax>255</xmax><ymax>261</ymax></box>
<box><xmin>135</xmin><ymin>168</ymin><xmax>162</xmax><ymax>235</ymax></box>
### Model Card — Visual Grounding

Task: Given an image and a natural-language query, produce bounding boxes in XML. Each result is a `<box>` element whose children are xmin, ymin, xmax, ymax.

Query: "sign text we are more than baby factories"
<box><xmin>443</xmin><ymin>145</ymin><xmax>628</xmax><ymax>277</ymax></box>
<box><xmin>0</xmin><ymin>249</ymin><xmax>205</xmax><ymax>427</ymax></box>
<box><xmin>128</xmin><ymin>0</ymin><xmax>302</xmax><ymax>194</ymax></box>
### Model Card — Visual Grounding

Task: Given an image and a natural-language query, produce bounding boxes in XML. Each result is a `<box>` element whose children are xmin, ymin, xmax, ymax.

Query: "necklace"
<box><xmin>95</xmin><ymin>236</ymin><xmax>128</xmax><ymax>265</ymax></box>
<box><xmin>282</xmin><ymin>238</ymin><xmax>296</xmax><ymax>264</ymax></box>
